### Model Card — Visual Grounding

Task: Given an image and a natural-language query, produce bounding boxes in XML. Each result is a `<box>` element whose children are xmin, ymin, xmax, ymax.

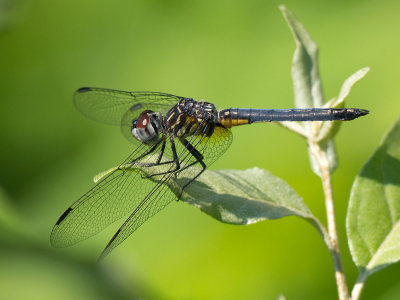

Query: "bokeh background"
<box><xmin>0</xmin><ymin>0</ymin><xmax>399</xmax><ymax>299</ymax></box>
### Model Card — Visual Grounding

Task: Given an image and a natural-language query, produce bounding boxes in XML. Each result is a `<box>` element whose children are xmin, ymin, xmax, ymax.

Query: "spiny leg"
<box><xmin>174</xmin><ymin>120</ymin><xmax>213</xmax><ymax>176</ymax></box>
<box><xmin>134</xmin><ymin>138</ymin><xmax>175</xmax><ymax>167</ymax></box>
<box><xmin>142</xmin><ymin>137</ymin><xmax>181</xmax><ymax>178</ymax></box>
<box><xmin>142</xmin><ymin>118</ymin><xmax>210</xmax><ymax>179</ymax></box>
<box><xmin>176</xmin><ymin>138</ymin><xmax>205</xmax><ymax>173</ymax></box>
<box><xmin>173</xmin><ymin>121</ymin><xmax>215</xmax><ymax>199</ymax></box>
<box><xmin>125</xmin><ymin>141</ymin><xmax>162</xmax><ymax>169</ymax></box>
<box><xmin>177</xmin><ymin>138</ymin><xmax>207</xmax><ymax>191</ymax></box>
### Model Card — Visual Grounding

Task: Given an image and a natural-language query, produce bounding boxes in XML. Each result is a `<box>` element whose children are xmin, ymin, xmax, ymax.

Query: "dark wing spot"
<box><xmin>77</xmin><ymin>87</ymin><xmax>92</xmax><ymax>93</ymax></box>
<box><xmin>130</xmin><ymin>103</ymin><xmax>142</xmax><ymax>111</ymax></box>
<box><xmin>105</xmin><ymin>229</ymin><xmax>121</xmax><ymax>249</ymax></box>
<box><xmin>97</xmin><ymin>229</ymin><xmax>122</xmax><ymax>262</ymax></box>
<box><xmin>55</xmin><ymin>207</ymin><xmax>73</xmax><ymax>225</ymax></box>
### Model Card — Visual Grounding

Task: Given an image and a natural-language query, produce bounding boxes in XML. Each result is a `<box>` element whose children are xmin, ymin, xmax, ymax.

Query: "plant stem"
<box><xmin>351</xmin><ymin>272</ymin><xmax>368</xmax><ymax>300</ymax></box>
<box><xmin>309</xmin><ymin>142</ymin><xmax>349</xmax><ymax>300</ymax></box>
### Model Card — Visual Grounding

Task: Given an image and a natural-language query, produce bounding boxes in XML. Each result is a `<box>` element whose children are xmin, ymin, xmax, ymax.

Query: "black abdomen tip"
<box><xmin>357</xmin><ymin>109</ymin><xmax>369</xmax><ymax>116</ymax></box>
<box><xmin>333</xmin><ymin>108</ymin><xmax>370</xmax><ymax>121</ymax></box>
<box><xmin>348</xmin><ymin>108</ymin><xmax>370</xmax><ymax>120</ymax></box>
<box><xmin>77</xmin><ymin>87</ymin><xmax>92</xmax><ymax>93</ymax></box>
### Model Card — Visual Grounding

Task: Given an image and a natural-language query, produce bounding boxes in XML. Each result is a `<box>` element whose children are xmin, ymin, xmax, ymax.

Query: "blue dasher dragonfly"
<box><xmin>50</xmin><ymin>87</ymin><xmax>368</xmax><ymax>259</ymax></box>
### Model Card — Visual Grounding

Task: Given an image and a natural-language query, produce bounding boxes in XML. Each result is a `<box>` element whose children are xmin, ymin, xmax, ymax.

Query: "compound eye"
<box><xmin>131</xmin><ymin>110</ymin><xmax>159</xmax><ymax>144</ymax></box>
<box><xmin>137</xmin><ymin>111</ymin><xmax>151</xmax><ymax>128</ymax></box>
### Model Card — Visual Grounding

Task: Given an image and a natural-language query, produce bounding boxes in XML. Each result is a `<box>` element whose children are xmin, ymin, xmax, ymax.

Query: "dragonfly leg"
<box><xmin>176</xmin><ymin>138</ymin><xmax>205</xmax><ymax>172</ymax></box>
<box><xmin>140</xmin><ymin>137</ymin><xmax>181</xmax><ymax>178</ymax></box>
<box><xmin>134</xmin><ymin>138</ymin><xmax>170</xmax><ymax>167</ymax></box>
<box><xmin>173</xmin><ymin>138</ymin><xmax>207</xmax><ymax>200</ymax></box>
<box><xmin>175</xmin><ymin>120</ymin><xmax>214</xmax><ymax>175</ymax></box>
<box><xmin>124</xmin><ymin>140</ymin><xmax>162</xmax><ymax>169</ymax></box>
<box><xmin>155</xmin><ymin>139</ymin><xmax>166</xmax><ymax>164</ymax></box>
<box><xmin>133</xmin><ymin>136</ymin><xmax>177</xmax><ymax>168</ymax></box>
<box><xmin>173</xmin><ymin>120</ymin><xmax>215</xmax><ymax>199</ymax></box>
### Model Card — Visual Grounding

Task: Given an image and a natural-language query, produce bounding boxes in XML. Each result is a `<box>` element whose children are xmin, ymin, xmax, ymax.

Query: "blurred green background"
<box><xmin>0</xmin><ymin>0</ymin><xmax>399</xmax><ymax>299</ymax></box>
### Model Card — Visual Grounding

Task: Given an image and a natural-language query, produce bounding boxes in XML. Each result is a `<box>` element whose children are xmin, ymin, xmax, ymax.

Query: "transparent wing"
<box><xmin>98</xmin><ymin>125</ymin><xmax>233</xmax><ymax>259</ymax></box>
<box><xmin>50</xmin><ymin>142</ymin><xmax>167</xmax><ymax>247</ymax></box>
<box><xmin>51</xmin><ymin>120</ymin><xmax>232</xmax><ymax>257</ymax></box>
<box><xmin>74</xmin><ymin>87</ymin><xmax>184</xmax><ymax>125</ymax></box>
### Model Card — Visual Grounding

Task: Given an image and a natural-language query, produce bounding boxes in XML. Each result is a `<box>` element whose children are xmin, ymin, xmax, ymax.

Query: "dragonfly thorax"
<box><xmin>131</xmin><ymin>110</ymin><xmax>162</xmax><ymax>145</ymax></box>
<box><xmin>164</xmin><ymin>99</ymin><xmax>218</xmax><ymax>138</ymax></box>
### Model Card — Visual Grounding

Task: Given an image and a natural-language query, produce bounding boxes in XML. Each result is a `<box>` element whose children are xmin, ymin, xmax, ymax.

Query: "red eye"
<box><xmin>137</xmin><ymin>112</ymin><xmax>150</xmax><ymax>128</ymax></box>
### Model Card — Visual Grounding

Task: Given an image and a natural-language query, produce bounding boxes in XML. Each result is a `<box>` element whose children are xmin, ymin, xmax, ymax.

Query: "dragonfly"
<box><xmin>50</xmin><ymin>87</ymin><xmax>369</xmax><ymax>260</ymax></box>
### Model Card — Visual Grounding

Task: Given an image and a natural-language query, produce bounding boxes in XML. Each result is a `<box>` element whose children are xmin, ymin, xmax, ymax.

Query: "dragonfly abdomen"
<box><xmin>218</xmin><ymin>108</ymin><xmax>369</xmax><ymax>127</ymax></box>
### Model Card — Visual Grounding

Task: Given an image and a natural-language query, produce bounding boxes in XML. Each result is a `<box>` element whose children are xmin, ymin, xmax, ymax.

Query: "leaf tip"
<box><xmin>278</xmin><ymin>4</ymin><xmax>287</xmax><ymax>11</ymax></box>
<box><xmin>355</xmin><ymin>67</ymin><xmax>371</xmax><ymax>79</ymax></box>
<box><xmin>362</xmin><ymin>66</ymin><xmax>371</xmax><ymax>73</ymax></box>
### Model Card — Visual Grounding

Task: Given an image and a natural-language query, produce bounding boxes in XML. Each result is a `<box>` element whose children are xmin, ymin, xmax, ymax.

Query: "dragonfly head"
<box><xmin>131</xmin><ymin>110</ymin><xmax>162</xmax><ymax>145</ymax></box>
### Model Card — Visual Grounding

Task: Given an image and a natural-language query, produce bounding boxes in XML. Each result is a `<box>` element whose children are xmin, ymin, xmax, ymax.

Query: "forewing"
<box><xmin>98</xmin><ymin>125</ymin><xmax>233</xmax><ymax>259</ymax></box>
<box><xmin>50</xmin><ymin>143</ymin><xmax>167</xmax><ymax>247</ymax></box>
<box><xmin>74</xmin><ymin>87</ymin><xmax>183</xmax><ymax>125</ymax></box>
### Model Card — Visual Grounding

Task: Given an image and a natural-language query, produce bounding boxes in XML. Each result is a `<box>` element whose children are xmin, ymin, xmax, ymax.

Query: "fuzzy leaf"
<box><xmin>181</xmin><ymin>167</ymin><xmax>317</xmax><ymax>226</ymax></box>
<box><xmin>280</xmin><ymin>5</ymin><xmax>337</xmax><ymax>176</ymax></box>
<box><xmin>347</xmin><ymin>117</ymin><xmax>400</xmax><ymax>275</ymax></box>
<box><xmin>317</xmin><ymin>67</ymin><xmax>370</xmax><ymax>141</ymax></box>
<box><xmin>94</xmin><ymin>166</ymin><xmax>319</xmax><ymax>228</ymax></box>
<box><xmin>280</xmin><ymin>5</ymin><xmax>324</xmax><ymax>108</ymax></box>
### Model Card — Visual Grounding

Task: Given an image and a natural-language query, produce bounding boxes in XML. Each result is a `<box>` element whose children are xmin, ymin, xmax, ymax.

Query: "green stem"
<box><xmin>351</xmin><ymin>271</ymin><xmax>368</xmax><ymax>300</ymax></box>
<box><xmin>309</xmin><ymin>141</ymin><xmax>349</xmax><ymax>300</ymax></box>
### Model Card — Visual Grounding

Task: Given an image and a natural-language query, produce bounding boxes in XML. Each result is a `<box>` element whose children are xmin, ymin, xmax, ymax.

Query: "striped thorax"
<box><xmin>164</xmin><ymin>98</ymin><xmax>218</xmax><ymax>138</ymax></box>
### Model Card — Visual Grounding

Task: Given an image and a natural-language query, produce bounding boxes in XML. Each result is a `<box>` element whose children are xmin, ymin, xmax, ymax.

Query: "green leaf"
<box><xmin>95</xmin><ymin>166</ymin><xmax>320</xmax><ymax>227</ymax></box>
<box><xmin>327</xmin><ymin>67</ymin><xmax>370</xmax><ymax>110</ymax></box>
<box><xmin>280</xmin><ymin>7</ymin><xmax>370</xmax><ymax>178</ymax></box>
<box><xmin>94</xmin><ymin>165</ymin><xmax>327</xmax><ymax>245</ymax></box>
<box><xmin>181</xmin><ymin>167</ymin><xmax>317</xmax><ymax>225</ymax></box>
<box><xmin>316</xmin><ymin>67</ymin><xmax>370</xmax><ymax>141</ymax></box>
<box><xmin>347</xmin><ymin>116</ymin><xmax>400</xmax><ymax>275</ymax></box>
<box><xmin>280</xmin><ymin>5</ymin><xmax>337</xmax><ymax>176</ymax></box>
<box><xmin>280</xmin><ymin>5</ymin><xmax>324</xmax><ymax>109</ymax></box>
